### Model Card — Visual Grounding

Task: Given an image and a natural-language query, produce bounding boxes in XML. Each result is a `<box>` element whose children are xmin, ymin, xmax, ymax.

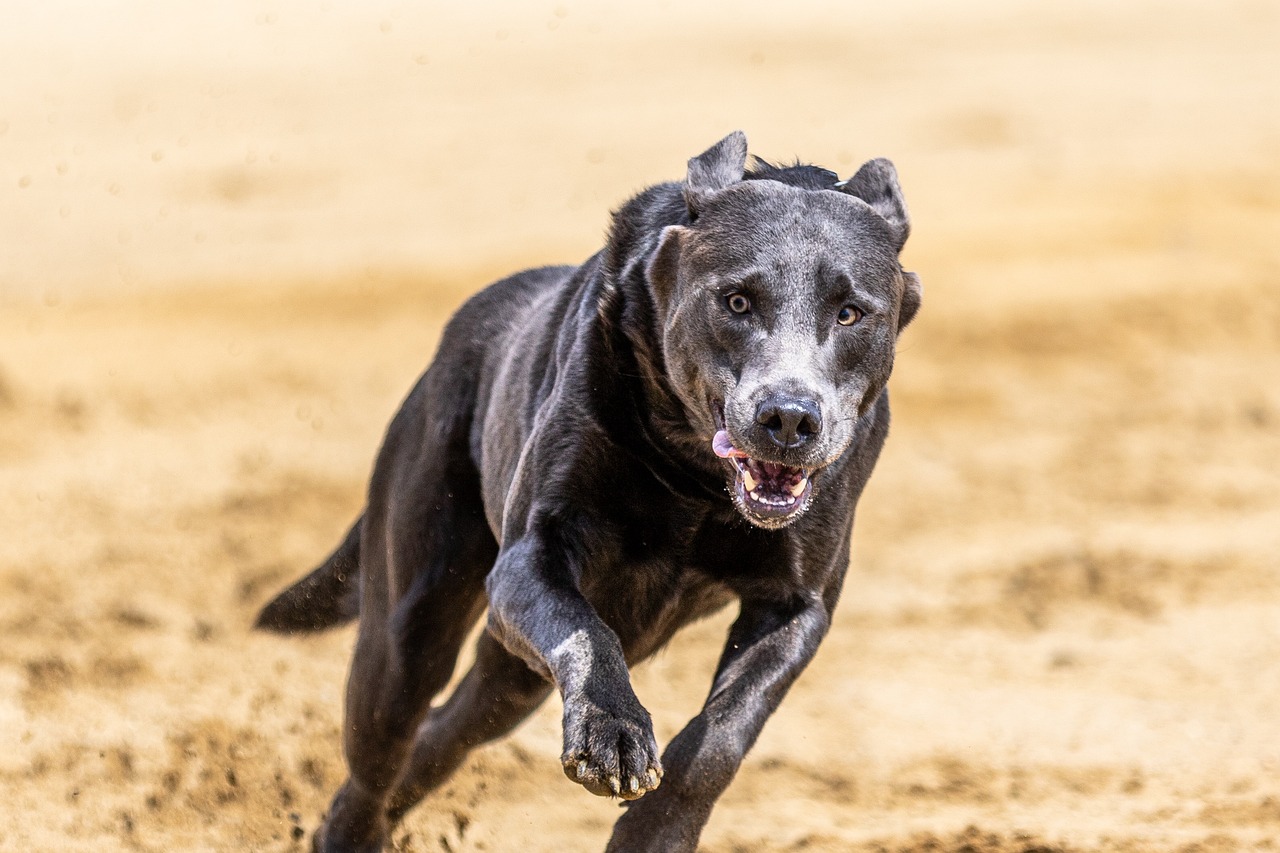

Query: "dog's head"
<box><xmin>647</xmin><ymin>131</ymin><xmax>922</xmax><ymax>529</ymax></box>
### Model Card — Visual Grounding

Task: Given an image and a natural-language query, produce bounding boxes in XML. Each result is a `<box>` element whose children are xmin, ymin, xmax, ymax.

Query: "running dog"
<box><xmin>257</xmin><ymin>131</ymin><xmax>922</xmax><ymax>852</ymax></box>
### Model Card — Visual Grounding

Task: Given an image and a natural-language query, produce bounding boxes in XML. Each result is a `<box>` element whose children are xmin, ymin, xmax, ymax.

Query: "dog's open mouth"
<box><xmin>711</xmin><ymin>417</ymin><xmax>814</xmax><ymax>526</ymax></box>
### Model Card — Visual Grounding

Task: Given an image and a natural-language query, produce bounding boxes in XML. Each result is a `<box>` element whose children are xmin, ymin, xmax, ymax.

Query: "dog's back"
<box><xmin>255</xmin><ymin>263</ymin><xmax>576</xmax><ymax>634</ymax></box>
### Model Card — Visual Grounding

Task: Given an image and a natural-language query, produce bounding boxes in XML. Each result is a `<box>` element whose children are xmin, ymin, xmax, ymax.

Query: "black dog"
<box><xmin>257</xmin><ymin>131</ymin><xmax>921</xmax><ymax>852</ymax></box>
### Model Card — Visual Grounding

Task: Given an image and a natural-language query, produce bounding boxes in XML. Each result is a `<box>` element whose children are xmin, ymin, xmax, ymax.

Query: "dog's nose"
<box><xmin>755</xmin><ymin>396</ymin><xmax>822</xmax><ymax>449</ymax></box>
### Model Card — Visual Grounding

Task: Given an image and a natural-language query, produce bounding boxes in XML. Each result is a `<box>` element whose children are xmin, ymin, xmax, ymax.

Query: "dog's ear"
<box><xmin>898</xmin><ymin>269</ymin><xmax>922</xmax><ymax>331</ymax></box>
<box><xmin>840</xmin><ymin>158</ymin><xmax>910</xmax><ymax>252</ymax></box>
<box><xmin>647</xmin><ymin>225</ymin><xmax>686</xmax><ymax>318</ymax></box>
<box><xmin>684</xmin><ymin>131</ymin><xmax>748</xmax><ymax>218</ymax></box>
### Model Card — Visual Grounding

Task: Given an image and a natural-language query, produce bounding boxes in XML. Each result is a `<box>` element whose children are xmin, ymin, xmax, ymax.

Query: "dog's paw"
<box><xmin>312</xmin><ymin>781</ymin><xmax>388</xmax><ymax>853</ymax></box>
<box><xmin>561</xmin><ymin>692</ymin><xmax>663</xmax><ymax>801</ymax></box>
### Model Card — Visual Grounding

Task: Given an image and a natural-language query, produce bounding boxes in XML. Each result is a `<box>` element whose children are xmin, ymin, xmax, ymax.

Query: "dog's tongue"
<box><xmin>713</xmin><ymin>429</ymin><xmax>749</xmax><ymax>459</ymax></box>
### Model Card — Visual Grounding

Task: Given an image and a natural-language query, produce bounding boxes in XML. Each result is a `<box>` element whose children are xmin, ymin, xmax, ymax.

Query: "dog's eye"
<box><xmin>726</xmin><ymin>293</ymin><xmax>752</xmax><ymax>315</ymax></box>
<box><xmin>836</xmin><ymin>305</ymin><xmax>862</xmax><ymax>326</ymax></box>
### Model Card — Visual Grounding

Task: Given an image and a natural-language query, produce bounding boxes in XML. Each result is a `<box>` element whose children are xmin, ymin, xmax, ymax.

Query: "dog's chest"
<box><xmin>581</xmin><ymin>554</ymin><xmax>734</xmax><ymax>662</ymax></box>
<box><xmin>577</xmin><ymin>506</ymin><xmax>799</xmax><ymax>660</ymax></box>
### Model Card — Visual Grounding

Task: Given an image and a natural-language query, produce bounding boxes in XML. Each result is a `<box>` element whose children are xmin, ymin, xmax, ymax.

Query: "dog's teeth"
<box><xmin>790</xmin><ymin>479</ymin><xmax>807</xmax><ymax>497</ymax></box>
<box><xmin>742</xmin><ymin>469</ymin><xmax>758</xmax><ymax>492</ymax></box>
<box><xmin>750</xmin><ymin>489</ymin><xmax>761</xmax><ymax>501</ymax></box>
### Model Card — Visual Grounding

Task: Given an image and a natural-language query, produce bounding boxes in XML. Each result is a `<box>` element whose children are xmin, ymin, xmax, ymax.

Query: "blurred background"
<box><xmin>1</xmin><ymin>1</ymin><xmax>1278</xmax><ymax>851</ymax></box>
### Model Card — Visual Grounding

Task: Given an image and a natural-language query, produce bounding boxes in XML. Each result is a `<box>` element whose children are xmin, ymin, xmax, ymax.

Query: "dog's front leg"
<box><xmin>485</xmin><ymin>533</ymin><xmax>663</xmax><ymax>801</ymax></box>
<box><xmin>604</xmin><ymin>594</ymin><xmax>832</xmax><ymax>853</ymax></box>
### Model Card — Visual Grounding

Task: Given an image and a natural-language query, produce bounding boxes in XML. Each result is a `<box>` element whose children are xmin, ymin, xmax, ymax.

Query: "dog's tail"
<box><xmin>254</xmin><ymin>517</ymin><xmax>362</xmax><ymax>634</ymax></box>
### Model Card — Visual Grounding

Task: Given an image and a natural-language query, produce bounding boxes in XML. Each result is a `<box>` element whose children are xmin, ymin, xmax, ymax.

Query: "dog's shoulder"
<box><xmin>450</xmin><ymin>264</ymin><xmax>577</xmax><ymax>332</ymax></box>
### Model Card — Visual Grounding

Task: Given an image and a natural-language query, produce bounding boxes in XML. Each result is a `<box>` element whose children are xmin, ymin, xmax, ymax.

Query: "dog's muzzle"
<box><xmin>712</xmin><ymin>413</ymin><xmax>815</xmax><ymax>528</ymax></box>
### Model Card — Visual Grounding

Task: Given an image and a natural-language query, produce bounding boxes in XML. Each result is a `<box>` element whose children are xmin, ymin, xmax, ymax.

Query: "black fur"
<box><xmin>257</xmin><ymin>132</ymin><xmax>922</xmax><ymax>852</ymax></box>
<box><xmin>256</xmin><ymin>519</ymin><xmax>361</xmax><ymax>632</ymax></box>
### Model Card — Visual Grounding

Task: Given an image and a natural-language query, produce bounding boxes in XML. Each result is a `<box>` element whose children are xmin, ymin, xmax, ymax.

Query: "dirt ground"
<box><xmin>2</xmin><ymin>1</ymin><xmax>1279</xmax><ymax>851</ymax></box>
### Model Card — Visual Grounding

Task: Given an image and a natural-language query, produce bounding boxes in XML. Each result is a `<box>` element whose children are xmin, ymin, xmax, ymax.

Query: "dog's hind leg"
<box><xmin>315</xmin><ymin>419</ymin><xmax>497</xmax><ymax>852</ymax></box>
<box><xmin>384</xmin><ymin>630</ymin><xmax>553</xmax><ymax>824</ymax></box>
<box><xmin>316</xmin><ymin>525</ymin><xmax>494</xmax><ymax>851</ymax></box>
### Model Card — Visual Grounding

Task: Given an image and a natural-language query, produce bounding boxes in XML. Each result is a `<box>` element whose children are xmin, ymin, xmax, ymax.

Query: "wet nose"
<box><xmin>755</xmin><ymin>396</ymin><xmax>823</xmax><ymax>449</ymax></box>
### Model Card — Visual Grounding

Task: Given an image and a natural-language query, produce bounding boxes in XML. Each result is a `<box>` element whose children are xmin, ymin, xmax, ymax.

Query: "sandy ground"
<box><xmin>2</xmin><ymin>1</ymin><xmax>1279</xmax><ymax>850</ymax></box>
